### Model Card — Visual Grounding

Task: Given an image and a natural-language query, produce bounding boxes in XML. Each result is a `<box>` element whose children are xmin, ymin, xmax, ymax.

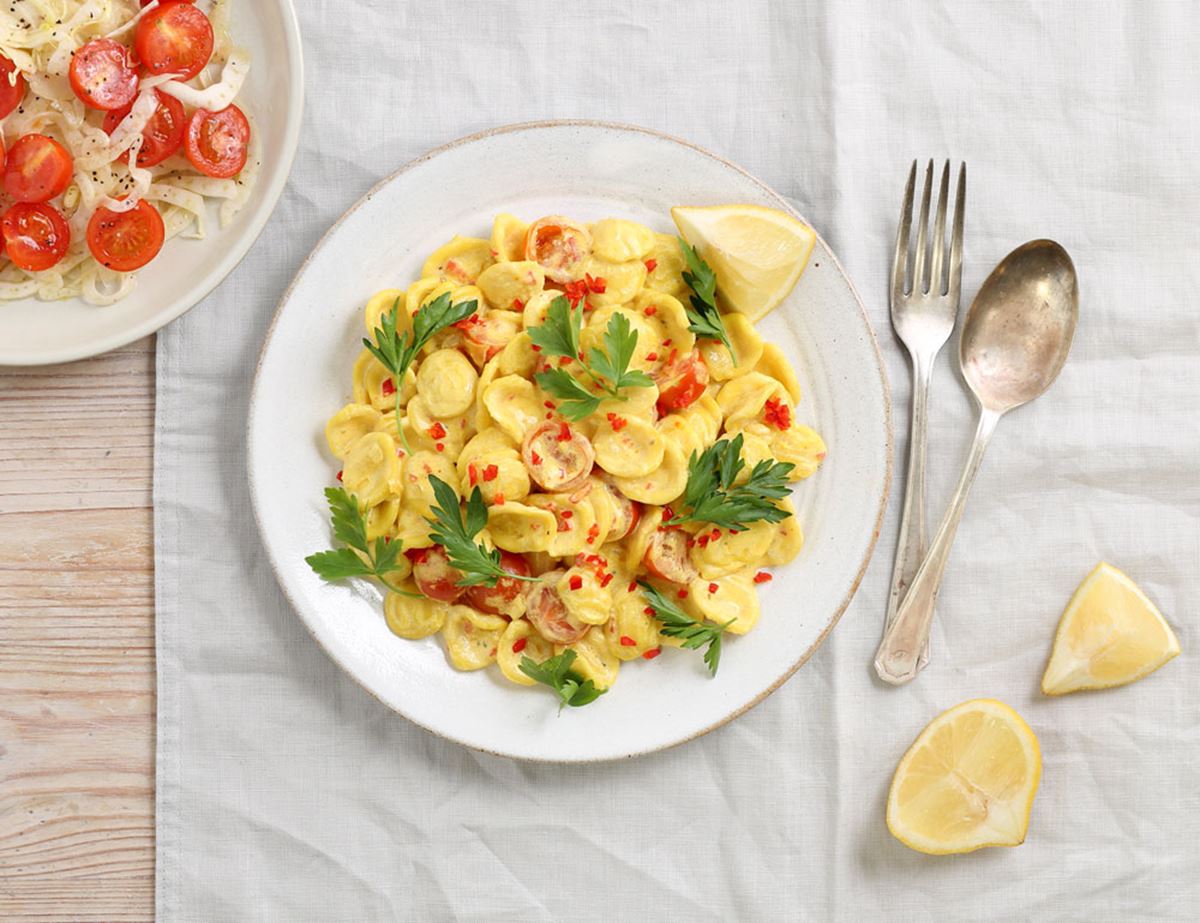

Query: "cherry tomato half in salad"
<box><xmin>135</xmin><ymin>2</ymin><xmax>214</xmax><ymax>81</ymax></box>
<box><xmin>409</xmin><ymin>546</ymin><xmax>466</xmax><ymax>603</ymax></box>
<box><xmin>69</xmin><ymin>38</ymin><xmax>140</xmax><ymax>111</ymax></box>
<box><xmin>184</xmin><ymin>104</ymin><xmax>250</xmax><ymax>179</ymax></box>
<box><xmin>0</xmin><ymin>55</ymin><xmax>27</xmax><ymax>120</ymax></box>
<box><xmin>524</xmin><ymin>216</ymin><xmax>591</xmax><ymax>284</ymax></box>
<box><xmin>655</xmin><ymin>350</ymin><xmax>709</xmax><ymax>413</ymax></box>
<box><xmin>4</xmin><ymin>134</ymin><xmax>73</xmax><ymax>203</ymax></box>
<box><xmin>525</xmin><ymin>572</ymin><xmax>589</xmax><ymax>644</ymax></box>
<box><xmin>141</xmin><ymin>0</ymin><xmax>196</xmax><ymax>6</ymax></box>
<box><xmin>87</xmin><ymin>200</ymin><xmax>165</xmax><ymax>273</ymax></box>
<box><xmin>1</xmin><ymin>202</ymin><xmax>70</xmax><ymax>272</ymax></box>
<box><xmin>464</xmin><ymin>552</ymin><xmax>532</xmax><ymax>615</ymax></box>
<box><xmin>103</xmin><ymin>89</ymin><xmax>187</xmax><ymax>167</ymax></box>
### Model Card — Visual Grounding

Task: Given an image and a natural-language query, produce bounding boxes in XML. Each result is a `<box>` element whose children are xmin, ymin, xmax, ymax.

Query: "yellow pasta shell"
<box><xmin>700</xmin><ymin>313</ymin><xmax>765</xmax><ymax>381</ymax></box>
<box><xmin>442</xmin><ymin>604</ymin><xmax>503</xmax><ymax>670</ymax></box>
<box><xmin>325</xmin><ymin>403</ymin><xmax>383</xmax><ymax>458</ymax></box>
<box><xmin>590</xmin><ymin>218</ymin><xmax>655</xmax><ymax>263</ymax></box>
<box><xmin>385</xmin><ymin>588</ymin><xmax>448</xmax><ymax>640</ymax></box>
<box><xmin>421</xmin><ymin>236</ymin><xmax>494</xmax><ymax>285</ymax></box>
<box><xmin>593</xmin><ymin>415</ymin><xmax>665</xmax><ymax>478</ymax></box>
<box><xmin>416</xmin><ymin>348</ymin><xmax>479</xmax><ymax>418</ymax></box>
<box><xmin>477</xmin><ymin>260</ymin><xmax>545</xmax><ymax>311</ymax></box>
<box><xmin>487</xmin><ymin>502</ymin><xmax>558</xmax><ymax>553</ymax></box>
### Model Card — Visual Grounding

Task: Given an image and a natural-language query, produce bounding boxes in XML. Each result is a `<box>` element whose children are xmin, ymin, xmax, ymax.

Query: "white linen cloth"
<box><xmin>155</xmin><ymin>1</ymin><xmax>1200</xmax><ymax>919</ymax></box>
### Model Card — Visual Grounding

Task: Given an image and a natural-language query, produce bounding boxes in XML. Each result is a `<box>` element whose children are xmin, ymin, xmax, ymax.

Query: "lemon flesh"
<box><xmin>1042</xmin><ymin>562</ymin><xmax>1180</xmax><ymax>695</ymax></box>
<box><xmin>887</xmin><ymin>698</ymin><xmax>1042</xmax><ymax>855</ymax></box>
<box><xmin>671</xmin><ymin>205</ymin><xmax>815</xmax><ymax>321</ymax></box>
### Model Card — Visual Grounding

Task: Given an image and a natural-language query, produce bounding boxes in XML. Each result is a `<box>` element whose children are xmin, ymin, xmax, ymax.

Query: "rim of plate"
<box><xmin>0</xmin><ymin>0</ymin><xmax>305</xmax><ymax>367</ymax></box>
<box><xmin>248</xmin><ymin>119</ymin><xmax>894</xmax><ymax>761</ymax></box>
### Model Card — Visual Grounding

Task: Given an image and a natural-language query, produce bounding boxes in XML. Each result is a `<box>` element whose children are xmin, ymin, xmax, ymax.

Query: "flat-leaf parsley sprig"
<box><xmin>678</xmin><ymin>237</ymin><xmax>734</xmax><ymax>355</ymax></box>
<box><xmin>638</xmin><ymin>580</ymin><xmax>734</xmax><ymax>676</ymax></box>
<box><xmin>528</xmin><ymin>295</ymin><xmax>654</xmax><ymax>420</ymax></box>
<box><xmin>364</xmin><ymin>292</ymin><xmax>477</xmax><ymax>448</ymax></box>
<box><xmin>665</xmin><ymin>434</ymin><xmax>795</xmax><ymax>533</ymax></box>
<box><xmin>305</xmin><ymin>487</ymin><xmax>420</xmax><ymax>597</ymax></box>
<box><xmin>425</xmin><ymin>476</ymin><xmax>538</xmax><ymax>588</ymax></box>
<box><xmin>519</xmin><ymin>650</ymin><xmax>606</xmax><ymax>710</ymax></box>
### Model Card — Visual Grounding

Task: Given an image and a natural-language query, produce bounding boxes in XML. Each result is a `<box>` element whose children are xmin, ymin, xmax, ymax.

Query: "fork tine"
<box><xmin>947</xmin><ymin>162</ymin><xmax>966</xmax><ymax>300</ymax></box>
<box><xmin>892</xmin><ymin>161</ymin><xmax>916</xmax><ymax>304</ymax></box>
<box><xmin>911</xmin><ymin>160</ymin><xmax>933</xmax><ymax>294</ymax></box>
<box><xmin>928</xmin><ymin>161</ymin><xmax>950</xmax><ymax>295</ymax></box>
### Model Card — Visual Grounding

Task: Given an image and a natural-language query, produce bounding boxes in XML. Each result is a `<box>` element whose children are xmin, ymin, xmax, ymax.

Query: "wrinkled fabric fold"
<box><xmin>157</xmin><ymin>1</ymin><xmax>1200</xmax><ymax>919</ymax></box>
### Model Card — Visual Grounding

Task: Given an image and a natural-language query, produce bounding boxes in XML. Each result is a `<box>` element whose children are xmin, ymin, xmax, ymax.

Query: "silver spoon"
<box><xmin>874</xmin><ymin>239</ymin><xmax>1079</xmax><ymax>684</ymax></box>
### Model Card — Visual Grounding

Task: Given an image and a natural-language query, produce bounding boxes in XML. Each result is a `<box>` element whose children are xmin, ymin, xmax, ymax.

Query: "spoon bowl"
<box><xmin>961</xmin><ymin>239</ymin><xmax>1078</xmax><ymax>413</ymax></box>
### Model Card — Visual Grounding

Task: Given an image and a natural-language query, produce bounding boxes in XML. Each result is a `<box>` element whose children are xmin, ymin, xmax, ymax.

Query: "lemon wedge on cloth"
<box><xmin>887</xmin><ymin>699</ymin><xmax>1042</xmax><ymax>855</ymax></box>
<box><xmin>671</xmin><ymin>205</ymin><xmax>815</xmax><ymax>321</ymax></box>
<box><xmin>1042</xmin><ymin>562</ymin><xmax>1180</xmax><ymax>695</ymax></box>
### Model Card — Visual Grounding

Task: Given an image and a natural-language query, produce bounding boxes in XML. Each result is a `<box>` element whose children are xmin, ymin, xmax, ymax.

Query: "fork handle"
<box><xmin>883</xmin><ymin>351</ymin><xmax>933</xmax><ymax>661</ymax></box>
<box><xmin>874</xmin><ymin>408</ymin><xmax>1000</xmax><ymax>684</ymax></box>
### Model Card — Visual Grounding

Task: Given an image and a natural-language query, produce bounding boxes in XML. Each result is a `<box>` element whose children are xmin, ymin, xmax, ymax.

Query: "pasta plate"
<box><xmin>248</xmin><ymin>121</ymin><xmax>891</xmax><ymax>761</ymax></box>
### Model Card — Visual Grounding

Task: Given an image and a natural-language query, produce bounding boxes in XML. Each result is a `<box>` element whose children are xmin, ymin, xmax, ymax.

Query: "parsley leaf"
<box><xmin>529</xmin><ymin>295</ymin><xmax>653</xmax><ymax>420</ymax></box>
<box><xmin>519</xmin><ymin>650</ymin><xmax>606</xmax><ymax>710</ymax></box>
<box><xmin>536</xmin><ymin>367</ymin><xmax>603</xmax><ymax>421</ymax></box>
<box><xmin>666</xmin><ymin>434</ymin><xmax>795</xmax><ymax>532</ymax></box>
<box><xmin>526</xmin><ymin>293</ymin><xmax>583</xmax><ymax>359</ymax></box>
<box><xmin>678</xmin><ymin>237</ymin><xmax>734</xmax><ymax>355</ymax></box>
<box><xmin>638</xmin><ymin>581</ymin><xmax>734</xmax><ymax>676</ymax></box>
<box><xmin>305</xmin><ymin>487</ymin><xmax>417</xmax><ymax>596</ymax></box>
<box><xmin>424</xmin><ymin>476</ymin><xmax>538</xmax><ymax>587</ymax></box>
<box><xmin>364</xmin><ymin>292</ymin><xmax>477</xmax><ymax>447</ymax></box>
<box><xmin>590</xmin><ymin>310</ymin><xmax>655</xmax><ymax>392</ymax></box>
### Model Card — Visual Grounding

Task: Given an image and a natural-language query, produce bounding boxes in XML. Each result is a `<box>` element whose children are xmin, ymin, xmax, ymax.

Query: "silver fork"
<box><xmin>875</xmin><ymin>160</ymin><xmax>965</xmax><ymax>684</ymax></box>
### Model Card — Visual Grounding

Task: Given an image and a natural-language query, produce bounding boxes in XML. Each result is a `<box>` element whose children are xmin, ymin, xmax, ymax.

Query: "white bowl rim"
<box><xmin>0</xmin><ymin>0</ymin><xmax>306</xmax><ymax>367</ymax></box>
<box><xmin>247</xmin><ymin>119</ymin><xmax>894</xmax><ymax>761</ymax></box>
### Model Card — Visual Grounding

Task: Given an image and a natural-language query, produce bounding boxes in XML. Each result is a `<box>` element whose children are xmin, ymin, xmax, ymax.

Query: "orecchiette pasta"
<box><xmin>317</xmin><ymin>212</ymin><xmax>825</xmax><ymax>700</ymax></box>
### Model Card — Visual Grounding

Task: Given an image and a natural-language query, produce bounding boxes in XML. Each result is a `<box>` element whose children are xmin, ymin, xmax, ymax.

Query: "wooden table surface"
<box><xmin>1</xmin><ymin>338</ymin><xmax>156</xmax><ymax>921</ymax></box>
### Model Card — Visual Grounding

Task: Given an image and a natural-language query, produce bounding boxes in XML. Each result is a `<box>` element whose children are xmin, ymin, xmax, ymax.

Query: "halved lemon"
<box><xmin>887</xmin><ymin>699</ymin><xmax>1041</xmax><ymax>856</ymax></box>
<box><xmin>1041</xmin><ymin>562</ymin><xmax>1180</xmax><ymax>695</ymax></box>
<box><xmin>671</xmin><ymin>205</ymin><xmax>816</xmax><ymax>321</ymax></box>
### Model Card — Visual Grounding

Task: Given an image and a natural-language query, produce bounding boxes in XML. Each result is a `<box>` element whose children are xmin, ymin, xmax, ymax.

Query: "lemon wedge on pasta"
<box><xmin>671</xmin><ymin>204</ymin><xmax>815</xmax><ymax>321</ymax></box>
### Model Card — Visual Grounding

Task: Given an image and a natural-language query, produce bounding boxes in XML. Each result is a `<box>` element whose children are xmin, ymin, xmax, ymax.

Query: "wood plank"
<box><xmin>0</xmin><ymin>338</ymin><xmax>156</xmax><ymax>921</ymax></box>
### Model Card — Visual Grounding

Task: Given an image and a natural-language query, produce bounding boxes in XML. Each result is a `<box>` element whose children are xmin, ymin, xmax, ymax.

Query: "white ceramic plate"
<box><xmin>249</xmin><ymin>122</ymin><xmax>891</xmax><ymax>762</ymax></box>
<box><xmin>0</xmin><ymin>1</ymin><xmax>304</xmax><ymax>367</ymax></box>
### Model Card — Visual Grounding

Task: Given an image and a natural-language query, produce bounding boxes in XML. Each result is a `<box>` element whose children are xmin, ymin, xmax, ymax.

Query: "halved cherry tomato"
<box><xmin>656</xmin><ymin>350</ymin><xmax>709</xmax><ymax>413</ymax></box>
<box><xmin>1</xmin><ymin>202</ymin><xmax>70</xmax><ymax>272</ymax></box>
<box><xmin>141</xmin><ymin>0</ymin><xmax>196</xmax><ymax>5</ymax></box>
<box><xmin>524</xmin><ymin>216</ymin><xmax>591</xmax><ymax>284</ymax></box>
<box><xmin>612</xmin><ymin>497</ymin><xmax>642</xmax><ymax>543</ymax></box>
<box><xmin>525</xmin><ymin>572</ymin><xmax>589</xmax><ymax>644</ymax></box>
<box><xmin>522</xmin><ymin>421</ymin><xmax>595</xmax><ymax>492</ymax></box>
<box><xmin>643</xmin><ymin>528</ymin><xmax>698</xmax><ymax>584</ymax></box>
<box><xmin>103</xmin><ymin>89</ymin><xmax>187</xmax><ymax>167</ymax></box>
<box><xmin>69</xmin><ymin>38</ymin><xmax>140</xmax><ymax>111</ymax></box>
<box><xmin>457</xmin><ymin>311</ymin><xmax>517</xmax><ymax>367</ymax></box>
<box><xmin>4</xmin><ymin>135</ymin><xmax>73</xmax><ymax>203</ymax></box>
<box><xmin>135</xmin><ymin>2</ymin><xmax>214</xmax><ymax>80</ymax></box>
<box><xmin>411</xmin><ymin>545</ymin><xmax>466</xmax><ymax>602</ymax></box>
<box><xmin>184</xmin><ymin>104</ymin><xmax>250</xmax><ymax>179</ymax></box>
<box><xmin>86</xmin><ymin>199</ymin><xmax>165</xmax><ymax>272</ymax></box>
<box><xmin>465</xmin><ymin>552</ymin><xmax>531</xmax><ymax>615</ymax></box>
<box><xmin>0</xmin><ymin>55</ymin><xmax>26</xmax><ymax>120</ymax></box>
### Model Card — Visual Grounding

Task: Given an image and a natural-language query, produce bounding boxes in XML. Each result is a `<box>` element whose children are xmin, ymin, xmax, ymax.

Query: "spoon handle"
<box><xmin>874</xmin><ymin>408</ymin><xmax>1001</xmax><ymax>684</ymax></box>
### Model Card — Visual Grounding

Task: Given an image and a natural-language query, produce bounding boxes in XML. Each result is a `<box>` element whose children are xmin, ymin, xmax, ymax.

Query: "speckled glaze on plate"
<box><xmin>248</xmin><ymin>121</ymin><xmax>892</xmax><ymax>762</ymax></box>
<box><xmin>0</xmin><ymin>0</ymin><xmax>304</xmax><ymax>366</ymax></box>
